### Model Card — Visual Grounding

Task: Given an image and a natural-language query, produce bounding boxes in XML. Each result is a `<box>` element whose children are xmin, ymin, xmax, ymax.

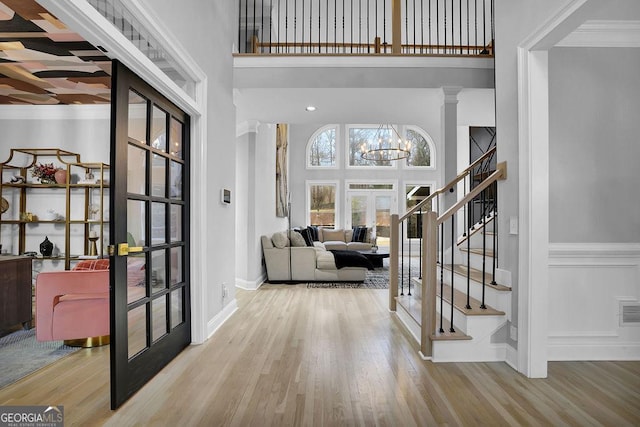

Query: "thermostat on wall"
<box><xmin>221</xmin><ymin>189</ymin><xmax>231</xmax><ymax>205</ymax></box>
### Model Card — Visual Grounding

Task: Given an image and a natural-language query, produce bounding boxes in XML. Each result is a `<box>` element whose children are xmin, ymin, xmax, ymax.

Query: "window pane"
<box><xmin>127</xmin><ymin>144</ymin><xmax>146</xmax><ymax>195</ymax></box>
<box><xmin>170</xmin><ymin>117</ymin><xmax>183</xmax><ymax>159</ymax></box>
<box><xmin>308</xmin><ymin>127</ymin><xmax>336</xmax><ymax>167</ymax></box>
<box><xmin>128</xmin><ymin>304</ymin><xmax>147</xmax><ymax>359</ymax></box>
<box><xmin>351</xmin><ymin>196</ymin><xmax>367</xmax><ymax>227</ymax></box>
<box><xmin>309</xmin><ymin>184</ymin><xmax>335</xmax><ymax>227</ymax></box>
<box><xmin>128</xmin><ymin>90</ymin><xmax>147</xmax><ymax>144</ymax></box>
<box><xmin>349</xmin><ymin>127</ymin><xmax>395</xmax><ymax>167</ymax></box>
<box><xmin>170</xmin><ymin>288</ymin><xmax>184</xmax><ymax>329</ymax></box>
<box><xmin>151</xmin><ymin>295</ymin><xmax>167</xmax><ymax>342</ymax></box>
<box><xmin>405</xmin><ymin>129</ymin><xmax>431</xmax><ymax>167</ymax></box>
<box><xmin>406</xmin><ymin>185</ymin><xmax>430</xmax><ymax>238</ymax></box>
<box><xmin>151</xmin><ymin>104</ymin><xmax>167</xmax><ymax>152</ymax></box>
<box><xmin>151</xmin><ymin>154</ymin><xmax>166</xmax><ymax>197</ymax></box>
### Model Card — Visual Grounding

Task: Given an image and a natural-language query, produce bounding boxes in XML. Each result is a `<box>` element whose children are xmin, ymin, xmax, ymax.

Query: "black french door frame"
<box><xmin>109</xmin><ymin>59</ymin><xmax>191</xmax><ymax>409</ymax></box>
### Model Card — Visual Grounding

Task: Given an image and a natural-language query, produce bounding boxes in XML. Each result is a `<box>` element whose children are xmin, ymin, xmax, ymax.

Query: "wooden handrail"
<box><xmin>400</xmin><ymin>147</ymin><xmax>497</xmax><ymax>222</ymax></box>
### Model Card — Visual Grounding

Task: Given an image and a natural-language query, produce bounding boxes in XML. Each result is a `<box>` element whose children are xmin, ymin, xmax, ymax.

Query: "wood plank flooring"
<box><xmin>1</xmin><ymin>284</ymin><xmax>639</xmax><ymax>426</ymax></box>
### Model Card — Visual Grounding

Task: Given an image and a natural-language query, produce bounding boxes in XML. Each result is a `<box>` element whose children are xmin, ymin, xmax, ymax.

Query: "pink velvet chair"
<box><xmin>36</xmin><ymin>262</ymin><xmax>110</xmax><ymax>347</ymax></box>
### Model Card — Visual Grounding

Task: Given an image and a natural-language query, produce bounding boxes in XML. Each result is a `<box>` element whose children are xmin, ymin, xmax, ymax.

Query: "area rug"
<box><xmin>0</xmin><ymin>329</ymin><xmax>80</xmax><ymax>389</ymax></box>
<box><xmin>306</xmin><ymin>257</ymin><xmax>421</xmax><ymax>289</ymax></box>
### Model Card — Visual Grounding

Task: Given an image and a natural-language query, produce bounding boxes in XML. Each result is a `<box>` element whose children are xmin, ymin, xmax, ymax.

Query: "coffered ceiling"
<box><xmin>0</xmin><ymin>0</ymin><xmax>111</xmax><ymax>105</ymax></box>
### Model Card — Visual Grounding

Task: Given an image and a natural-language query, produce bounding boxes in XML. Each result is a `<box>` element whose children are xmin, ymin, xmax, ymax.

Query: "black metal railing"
<box><xmin>390</xmin><ymin>148</ymin><xmax>505</xmax><ymax>357</ymax></box>
<box><xmin>238</xmin><ymin>0</ymin><xmax>494</xmax><ymax>55</ymax></box>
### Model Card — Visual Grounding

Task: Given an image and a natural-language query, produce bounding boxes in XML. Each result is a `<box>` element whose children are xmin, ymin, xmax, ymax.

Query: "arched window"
<box><xmin>307</xmin><ymin>125</ymin><xmax>337</xmax><ymax>168</ymax></box>
<box><xmin>405</xmin><ymin>126</ymin><xmax>435</xmax><ymax>168</ymax></box>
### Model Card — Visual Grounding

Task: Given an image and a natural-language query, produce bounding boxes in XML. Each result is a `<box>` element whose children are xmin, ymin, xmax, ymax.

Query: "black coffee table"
<box><xmin>357</xmin><ymin>249</ymin><xmax>389</xmax><ymax>268</ymax></box>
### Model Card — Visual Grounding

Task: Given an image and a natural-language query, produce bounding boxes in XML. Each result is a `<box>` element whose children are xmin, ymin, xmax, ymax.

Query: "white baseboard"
<box><xmin>206</xmin><ymin>299</ymin><xmax>238</xmax><ymax>340</ymax></box>
<box><xmin>235</xmin><ymin>274</ymin><xmax>266</xmax><ymax>290</ymax></box>
<box><xmin>505</xmin><ymin>344</ymin><xmax>518</xmax><ymax>371</ymax></box>
<box><xmin>548</xmin><ymin>342</ymin><xmax>640</xmax><ymax>361</ymax></box>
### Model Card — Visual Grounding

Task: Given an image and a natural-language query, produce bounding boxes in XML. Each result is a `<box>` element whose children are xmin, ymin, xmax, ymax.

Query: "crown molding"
<box><xmin>556</xmin><ymin>20</ymin><xmax>640</xmax><ymax>47</ymax></box>
<box><xmin>0</xmin><ymin>104</ymin><xmax>111</xmax><ymax>120</ymax></box>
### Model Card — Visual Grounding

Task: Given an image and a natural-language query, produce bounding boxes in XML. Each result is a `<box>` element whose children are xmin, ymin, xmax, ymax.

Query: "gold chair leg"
<box><xmin>64</xmin><ymin>335</ymin><xmax>110</xmax><ymax>348</ymax></box>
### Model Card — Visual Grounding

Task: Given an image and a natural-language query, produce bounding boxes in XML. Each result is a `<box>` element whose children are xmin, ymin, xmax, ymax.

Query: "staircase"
<box><xmin>390</xmin><ymin>148</ymin><xmax>511</xmax><ymax>362</ymax></box>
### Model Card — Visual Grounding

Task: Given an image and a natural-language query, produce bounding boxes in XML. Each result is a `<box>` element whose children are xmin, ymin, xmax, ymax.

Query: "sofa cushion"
<box><xmin>323</xmin><ymin>241</ymin><xmax>347</xmax><ymax>251</ymax></box>
<box><xmin>307</xmin><ymin>226</ymin><xmax>320</xmax><ymax>241</ymax></box>
<box><xmin>316</xmin><ymin>251</ymin><xmax>337</xmax><ymax>270</ymax></box>
<box><xmin>271</xmin><ymin>232</ymin><xmax>289</xmax><ymax>248</ymax></box>
<box><xmin>289</xmin><ymin>231</ymin><xmax>307</xmax><ymax>247</ymax></box>
<box><xmin>346</xmin><ymin>242</ymin><xmax>372</xmax><ymax>251</ymax></box>
<box><xmin>323</xmin><ymin>228</ymin><xmax>345</xmax><ymax>242</ymax></box>
<box><xmin>297</xmin><ymin>228</ymin><xmax>314</xmax><ymax>246</ymax></box>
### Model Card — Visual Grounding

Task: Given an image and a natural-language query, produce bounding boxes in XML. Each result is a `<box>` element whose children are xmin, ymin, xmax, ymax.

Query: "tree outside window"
<box><xmin>308</xmin><ymin>127</ymin><xmax>336</xmax><ymax>167</ymax></box>
<box><xmin>309</xmin><ymin>184</ymin><xmax>336</xmax><ymax>226</ymax></box>
<box><xmin>405</xmin><ymin>128</ymin><xmax>431</xmax><ymax>167</ymax></box>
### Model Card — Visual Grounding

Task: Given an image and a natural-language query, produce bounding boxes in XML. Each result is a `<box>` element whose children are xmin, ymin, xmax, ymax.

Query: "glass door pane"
<box><xmin>375</xmin><ymin>195</ymin><xmax>392</xmax><ymax>246</ymax></box>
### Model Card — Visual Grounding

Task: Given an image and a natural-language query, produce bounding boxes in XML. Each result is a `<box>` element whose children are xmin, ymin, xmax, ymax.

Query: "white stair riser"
<box><xmin>459</xmin><ymin>249</ymin><xmax>495</xmax><ymax>272</ymax></box>
<box><xmin>438</xmin><ymin>268</ymin><xmax>511</xmax><ymax>316</ymax></box>
<box><xmin>462</xmin><ymin>230</ymin><xmax>495</xmax><ymax>250</ymax></box>
<box><xmin>436</xmin><ymin>297</ymin><xmax>505</xmax><ymax>339</ymax></box>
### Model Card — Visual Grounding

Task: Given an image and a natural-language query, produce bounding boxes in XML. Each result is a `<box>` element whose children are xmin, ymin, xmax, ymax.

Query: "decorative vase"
<box><xmin>54</xmin><ymin>169</ymin><xmax>68</xmax><ymax>184</ymax></box>
<box><xmin>40</xmin><ymin>236</ymin><xmax>54</xmax><ymax>257</ymax></box>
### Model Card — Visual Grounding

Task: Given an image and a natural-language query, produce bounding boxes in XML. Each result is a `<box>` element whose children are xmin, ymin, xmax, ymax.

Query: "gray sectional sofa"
<box><xmin>261</xmin><ymin>229</ymin><xmax>372</xmax><ymax>282</ymax></box>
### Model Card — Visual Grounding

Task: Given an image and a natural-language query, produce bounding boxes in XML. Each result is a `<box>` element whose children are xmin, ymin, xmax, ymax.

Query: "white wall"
<box><xmin>140</xmin><ymin>0</ymin><xmax>238</xmax><ymax>325</ymax></box>
<box><xmin>235</xmin><ymin>123</ymin><xmax>288</xmax><ymax>289</ymax></box>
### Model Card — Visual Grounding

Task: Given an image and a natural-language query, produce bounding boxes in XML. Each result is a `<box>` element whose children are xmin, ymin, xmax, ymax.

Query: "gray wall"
<box><xmin>549</xmin><ymin>47</ymin><xmax>640</xmax><ymax>243</ymax></box>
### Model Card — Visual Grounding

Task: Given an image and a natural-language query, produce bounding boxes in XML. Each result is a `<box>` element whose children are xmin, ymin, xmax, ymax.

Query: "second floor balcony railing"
<box><xmin>238</xmin><ymin>0</ymin><xmax>493</xmax><ymax>56</ymax></box>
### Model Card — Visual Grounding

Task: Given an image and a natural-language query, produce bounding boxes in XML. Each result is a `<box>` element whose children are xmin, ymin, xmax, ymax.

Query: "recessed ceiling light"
<box><xmin>305</xmin><ymin>105</ymin><xmax>316</xmax><ymax>112</ymax></box>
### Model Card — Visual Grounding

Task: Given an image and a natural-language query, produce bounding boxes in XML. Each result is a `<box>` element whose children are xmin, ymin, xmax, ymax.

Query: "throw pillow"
<box><xmin>352</xmin><ymin>226</ymin><xmax>368</xmax><ymax>243</ymax></box>
<box><xmin>271</xmin><ymin>232</ymin><xmax>289</xmax><ymax>249</ymax></box>
<box><xmin>289</xmin><ymin>230</ymin><xmax>307</xmax><ymax>247</ymax></box>
<box><xmin>307</xmin><ymin>226</ymin><xmax>319</xmax><ymax>241</ymax></box>
<box><xmin>297</xmin><ymin>228</ymin><xmax>314</xmax><ymax>246</ymax></box>
<box><xmin>323</xmin><ymin>228</ymin><xmax>345</xmax><ymax>242</ymax></box>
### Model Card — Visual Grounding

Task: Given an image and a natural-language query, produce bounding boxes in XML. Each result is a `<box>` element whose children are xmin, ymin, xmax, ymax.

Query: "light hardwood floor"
<box><xmin>1</xmin><ymin>285</ymin><xmax>639</xmax><ymax>426</ymax></box>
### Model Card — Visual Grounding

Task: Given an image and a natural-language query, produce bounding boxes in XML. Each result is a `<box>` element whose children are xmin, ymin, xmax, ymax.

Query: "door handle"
<box><xmin>113</xmin><ymin>243</ymin><xmax>144</xmax><ymax>256</ymax></box>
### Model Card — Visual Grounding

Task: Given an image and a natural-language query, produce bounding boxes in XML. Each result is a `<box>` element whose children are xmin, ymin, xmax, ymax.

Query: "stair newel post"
<box><xmin>439</xmin><ymin>218</ymin><xmax>444</xmax><ymax>333</ymax></box>
<box><xmin>491</xmin><ymin>180</ymin><xmax>498</xmax><ymax>286</ymax></box>
<box><xmin>462</xmin><ymin>173</ymin><xmax>467</xmax><ymax>237</ymax></box>
<box><xmin>480</xmin><ymin>187</ymin><xmax>487</xmax><ymax>310</ymax></box>
<box><xmin>466</xmin><ymin>209</ymin><xmax>472</xmax><ymax>310</ymax></box>
<box><xmin>450</xmin><ymin>214</ymin><xmax>456</xmax><ymax>333</ymax></box>
<box><xmin>418</xmin><ymin>206</ymin><xmax>423</xmax><ymax>279</ymax></box>
<box><xmin>401</xmin><ymin>224</ymin><xmax>405</xmax><ymax>296</ymax></box>
<box><xmin>389</xmin><ymin>214</ymin><xmax>399</xmax><ymax>311</ymax></box>
<box><xmin>421</xmin><ymin>210</ymin><xmax>437</xmax><ymax>358</ymax></box>
<box><xmin>407</xmin><ymin>220</ymin><xmax>412</xmax><ymax>296</ymax></box>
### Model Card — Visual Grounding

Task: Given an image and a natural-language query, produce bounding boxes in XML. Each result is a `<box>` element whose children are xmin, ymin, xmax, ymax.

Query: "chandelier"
<box><xmin>360</xmin><ymin>124</ymin><xmax>411</xmax><ymax>162</ymax></box>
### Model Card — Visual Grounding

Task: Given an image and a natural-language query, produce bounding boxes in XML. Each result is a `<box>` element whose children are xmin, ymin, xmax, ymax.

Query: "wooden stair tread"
<box><xmin>396</xmin><ymin>296</ymin><xmax>472</xmax><ymax>341</ymax></box>
<box><xmin>396</xmin><ymin>295</ymin><xmax>421</xmax><ymax>324</ymax></box>
<box><xmin>431</xmin><ymin>317</ymin><xmax>473</xmax><ymax>341</ymax></box>
<box><xmin>437</xmin><ymin>283</ymin><xmax>504</xmax><ymax>316</ymax></box>
<box><xmin>459</xmin><ymin>247</ymin><xmax>494</xmax><ymax>257</ymax></box>
<box><xmin>442</xmin><ymin>264</ymin><xmax>511</xmax><ymax>291</ymax></box>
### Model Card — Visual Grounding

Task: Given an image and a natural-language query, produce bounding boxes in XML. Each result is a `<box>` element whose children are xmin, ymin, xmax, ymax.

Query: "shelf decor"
<box><xmin>0</xmin><ymin>148</ymin><xmax>110</xmax><ymax>269</ymax></box>
<box><xmin>31</xmin><ymin>162</ymin><xmax>59</xmax><ymax>184</ymax></box>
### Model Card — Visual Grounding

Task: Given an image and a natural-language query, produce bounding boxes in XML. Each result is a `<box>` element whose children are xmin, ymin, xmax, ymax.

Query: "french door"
<box><xmin>346</xmin><ymin>191</ymin><xmax>395</xmax><ymax>246</ymax></box>
<box><xmin>109</xmin><ymin>60</ymin><xmax>191</xmax><ymax>409</ymax></box>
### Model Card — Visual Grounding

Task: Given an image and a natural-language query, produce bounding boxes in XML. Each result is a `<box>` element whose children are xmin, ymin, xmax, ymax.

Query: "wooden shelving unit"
<box><xmin>0</xmin><ymin>148</ymin><xmax>109</xmax><ymax>270</ymax></box>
